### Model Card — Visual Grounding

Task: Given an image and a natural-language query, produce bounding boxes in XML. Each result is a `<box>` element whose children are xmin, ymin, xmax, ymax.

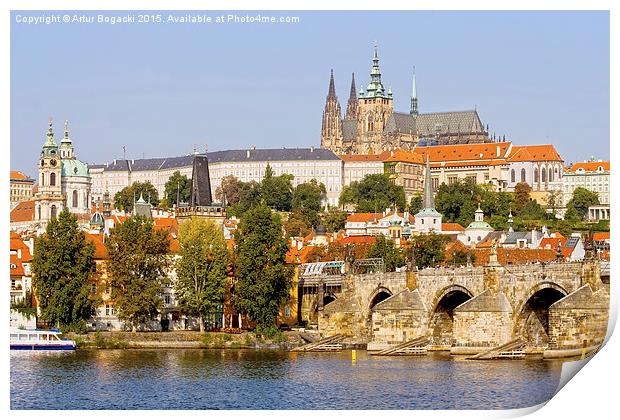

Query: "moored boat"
<box><xmin>10</xmin><ymin>328</ymin><xmax>76</xmax><ymax>350</ymax></box>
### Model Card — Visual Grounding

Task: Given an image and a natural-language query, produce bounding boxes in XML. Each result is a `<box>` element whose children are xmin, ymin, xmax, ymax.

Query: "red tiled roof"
<box><xmin>85</xmin><ymin>232</ymin><xmax>108</xmax><ymax>259</ymax></box>
<box><xmin>335</xmin><ymin>236</ymin><xmax>377</xmax><ymax>245</ymax></box>
<box><xmin>10</xmin><ymin>200</ymin><xmax>35</xmax><ymax>223</ymax></box>
<box><xmin>346</xmin><ymin>213</ymin><xmax>383</xmax><ymax>223</ymax></box>
<box><xmin>472</xmin><ymin>248</ymin><xmax>557</xmax><ymax>266</ymax></box>
<box><xmin>593</xmin><ymin>232</ymin><xmax>610</xmax><ymax>241</ymax></box>
<box><xmin>539</xmin><ymin>237</ymin><xmax>567</xmax><ymax>251</ymax></box>
<box><xmin>384</xmin><ymin>150</ymin><xmax>425</xmax><ymax>164</ymax></box>
<box><xmin>506</xmin><ymin>145</ymin><xmax>563</xmax><ymax>163</ymax></box>
<box><xmin>10</xmin><ymin>254</ymin><xmax>25</xmax><ymax>276</ymax></box>
<box><xmin>10</xmin><ymin>170</ymin><xmax>32</xmax><ymax>180</ymax></box>
<box><xmin>442</xmin><ymin>223</ymin><xmax>465</xmax><ymax>232</ymax></box>
<box><xmin>566</xmin><ymin>161</ymin><xmax>610</xmax><ymax>173</ymax></box>
<box><xmin>415</xmin><ymin>142</ymin><xmax>512</xmax><ymax>163</ymax></box>
<box><xmin>341</xmin><ymin>151</ymin><xmax>391</xmax><ymax>162</ymax></box>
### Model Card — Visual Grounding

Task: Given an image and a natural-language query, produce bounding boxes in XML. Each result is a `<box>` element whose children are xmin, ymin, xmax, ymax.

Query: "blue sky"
<box><xmin>11</xmin><ymin>10</ymin><xmax>609</xmax><ymax>178</ymax></box>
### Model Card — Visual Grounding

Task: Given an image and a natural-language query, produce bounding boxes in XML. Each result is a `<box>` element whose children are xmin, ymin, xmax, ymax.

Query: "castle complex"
<box><xmin>320</xmin><ymin>46</ymin><xmax>491</xmax><ymax>155</ymax></box>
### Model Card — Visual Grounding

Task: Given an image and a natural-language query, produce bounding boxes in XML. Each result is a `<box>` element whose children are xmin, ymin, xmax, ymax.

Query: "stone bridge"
<box><xmin>299</xmin><ymin>256</ymin><xmax>609</xmax><ymax>358</ymax></box>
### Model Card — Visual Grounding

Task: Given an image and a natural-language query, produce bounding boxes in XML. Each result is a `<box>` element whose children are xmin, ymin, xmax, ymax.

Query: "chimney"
<box><xmin>496</xmin><ymin>145</ymin><xmax>500</xmax><ymax>157</ymax></box>
<box><xmin>246</xmin><ymin>150</ymin><xmax>251</xmax><ymax>159</ymax></box>
<box><xmin>17</xmin><ymin>249</ymin><xmax>21</xmax><ymax>259</ymax></box>
<box><xmin>310</xmin><ymin>146</ymin><xmax>315</xmax><ymax>153</ymax></box>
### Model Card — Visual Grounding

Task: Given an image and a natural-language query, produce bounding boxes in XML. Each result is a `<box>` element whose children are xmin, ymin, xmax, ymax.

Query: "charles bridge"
<box><xmin>297</xmin><ymin>249</ymin><xmax>610</xmax><ymax>358</ymax></box>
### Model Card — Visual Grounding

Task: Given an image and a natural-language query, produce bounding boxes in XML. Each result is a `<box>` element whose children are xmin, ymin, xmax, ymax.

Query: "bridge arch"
<box><xmin>514</xmin><ymin>282</ymin><xmax>568</xmax><ymax>348</ymax></box>
<box><xmin>428</xmin><ymin>285</ymin><xmax>474</xmax><ymax>347</ymax></box>
<box><xmin>367</xmin><ymin>286</ymin><xmax>393</xmax><ymax>318</ymax></box>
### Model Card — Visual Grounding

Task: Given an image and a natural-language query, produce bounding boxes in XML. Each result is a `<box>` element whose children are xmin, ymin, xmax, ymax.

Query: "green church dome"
<box><xmin>61</xmin><ymin>159</ymin><xmax>90</xmax><ymax>178</ymax></box>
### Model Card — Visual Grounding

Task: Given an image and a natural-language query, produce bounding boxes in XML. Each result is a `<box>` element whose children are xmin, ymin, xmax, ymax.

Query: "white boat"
<box><xmin>10</xmin><ymin>328</ymin><xmax>76</xmax><ymax>350</ymax></box>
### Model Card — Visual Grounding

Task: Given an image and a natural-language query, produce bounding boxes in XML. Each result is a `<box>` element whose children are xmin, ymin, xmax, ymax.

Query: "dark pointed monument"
<box><xmin>176</xmin><ymin>145</ymin><xmax>226</xmax><ymax>225</ymax></box>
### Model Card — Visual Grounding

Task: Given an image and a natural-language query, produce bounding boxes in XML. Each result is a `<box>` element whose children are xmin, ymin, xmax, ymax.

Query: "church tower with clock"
<box><xmin>35</xmin><ymin>118</ymin><xmax>65</xmax><ymax>224</ymax></box>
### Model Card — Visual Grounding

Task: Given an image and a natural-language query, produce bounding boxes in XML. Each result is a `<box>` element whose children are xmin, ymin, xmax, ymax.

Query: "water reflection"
<box><xmin>11</xmin><ymin>349</ymin><xmax>562</xmax><ymax>410</ymax></box>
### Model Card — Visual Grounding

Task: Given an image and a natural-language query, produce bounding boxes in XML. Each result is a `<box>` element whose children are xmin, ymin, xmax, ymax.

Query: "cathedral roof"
<box><xmin>506</xmin><ymin>145</ymin><xmax>563</xmax><ymax>163</ymax></box>
<box><xmin>414</xmin><ymin>110</ymin><xmax>485</xmax><ymax>137</ymax></box>
<box><xmin>384</xmin><ymin>112</ymin><xmax>416</xmax><ymax>134</ymax></box>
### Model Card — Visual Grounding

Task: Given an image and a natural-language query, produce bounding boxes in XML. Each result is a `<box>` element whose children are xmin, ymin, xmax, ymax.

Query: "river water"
<box><xmin>11</xmin><ymin>349</ymin><xmax>563</xmax><ymax>410</ymax></box>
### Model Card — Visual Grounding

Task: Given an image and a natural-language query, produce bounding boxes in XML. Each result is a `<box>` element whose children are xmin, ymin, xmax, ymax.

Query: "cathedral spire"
<box><xmin>345</xmin><ymin>72</ymin><xmax>358</xmax><ymax>120</ymax></box>
<box><xmin>327</xmin><ymin>69</ymin><xmax>336</xmax><ymax>99</ymax></box>
<box><xmin>363</xmin><ymin>42</ymin><xmax>388</xmax><ymax>99</ymax></box>
<box><xmin>410</xmin><ymin>67</ymin><xmax>419</xmax><ymax>116</ymax></box>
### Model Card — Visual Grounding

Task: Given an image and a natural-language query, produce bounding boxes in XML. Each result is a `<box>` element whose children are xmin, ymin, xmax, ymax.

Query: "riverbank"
<box><xmin>67</xmin><ymin>330</ymin><xmax>308</xmax><ymax>350</ymax></box>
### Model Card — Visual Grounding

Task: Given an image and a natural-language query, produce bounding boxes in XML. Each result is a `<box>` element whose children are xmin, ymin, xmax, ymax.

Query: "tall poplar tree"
<box><xmin>175</xmin><ymin>218</ymin><xmax>229</xmax><ymax>332</ymax></box>
<box><xmin>32</xmin><ymin>208</ymin><xmax>96</xmax><ymax>331</ymax></box>
<box><xmin>233</xmin><ymin>204</ymin><xmax>293</xmax><ymax>328</ymax></box>
<box><xmin>105</xmin><ymin>216</ymin><xmax>170</xmax><ymax>331</ymax></box>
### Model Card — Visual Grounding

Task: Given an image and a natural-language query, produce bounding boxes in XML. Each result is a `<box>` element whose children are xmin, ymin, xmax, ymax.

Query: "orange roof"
<box><xmin>346</xmin><ymin>213</ymin><xmax>383</xmax><ymax>223</ymax></box>
<box><xmin>593</xmin><ymin>232</ymin><xmax>610</xmax><ymax>241</ymax></box>
<box><xmin>85</xmin><ymin>232</ymin><xmax>108</xmax><ymax>259</ymax></box>
<box><xmin>341</xmin><ymin>151</ymin><xmax>391</xmax><ymax>162</ymax></box>
<box><xmin>472</xmin><ymin>248</ymin><xmax>557</xmax><ymax>266</ymax></box>
<box><xmin>10</xmin><ymin>170</ymin><xmax>33</xmax><ymax>180</ymax></box>
<box><xmin>415</xmin><ymin>142</ymin><xmax>512</xmax><ymax>163</ymax></box>
<box><xmin>442</xmin><ymin>223</ymin><xmax>465</xmax><ymax>232</ymax></box>
<box><xmin>336</xmin><ymin>236</ymin><xmax>377</xmax><ymax>245</ymax></box>
<box><xmin>384</xmin><ymin>150</ymin><xmax>424</xmax><ymax>164</ymax></box>
<box><xmin>10</xmin><ymin>254</ymin><xmax>25</xmax><ymax>276</ymax></box>
<box><xmin>506</xmin><ymin>145</ymin><xmax>563</xmax><ymax>163</ymax></box>
<box><xmin>10</xmin><ymin>236</ymin><xmax>32</xmax><ymax>261</ymax></box>
<box><xmin>10</xmin><ymin>200</ymin><xmax>35</xmax><ymax>223</ymax></box>
<box><xmin>539</xmin><ymin>237</ymin><xmax>567</xmax><ymax>251</ymax></box>
<box><xmin>566</xmin><ymin>161</ymin><xmax>610</xmax><ymax>173</ymax></box>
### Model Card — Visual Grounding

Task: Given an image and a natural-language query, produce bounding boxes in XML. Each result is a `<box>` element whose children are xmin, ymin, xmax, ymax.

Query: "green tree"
<box><xmin>31</xmin><ymin>208</ymin><xmax>96</xmax><ymax>331</ymax></box>
<box><xmin>175</xmin><ymin>218</ymin><xmax>229</xmax><ymax>332</ymax></box>
<box><xmin>565</xmin><ymin>187</ymin><xmax>600</xmax><ymax>221</ymax></box>
<box><xmin>412</xmin><ymin>233</ymin><xmax>450</xmax><ymax>268</ymax></box>
<box><xmin>234</xmin><ymin>205</ymin><xmax>293</xmax><ymax>328</ymax></box>
<box><xmin>367</xmin><ymin>236</ymin><xmax>405</xmax><ymax>272</ymax></box>
<box><xmin>283</xmin><ymin>208</ymin><xmax>320</xmax><ymax>237</ymax></box>
<box><xmin>513</xmin><ymin>182</ymin><xmax>532</xmax><ymax>215</ymax></box>
<box><xmin>447</xmin><ymin>249</ymin><xmax>476</xmax><ymax>267</ymax></box>
<box><xmin>114</xmin><ymin>181</ymin><xmax>159</xmax><ymax>212</ymax></box>
<box><xmin>546</xmin><ymin>189</ymin><xmax>563</xmax><ymax>216</ymax></box>
<box><xmin>261</xmin><ymin>164</ymin><xmax>294</xmax><ymax>211</ymax></box>
<box><xmin>163</xmin><ymin>171</ymin><xmax>191</xmax><ymax>208</ymax></box>
<box><xmin>215</xmin><ymin>175</ymin><xmax>244</xmax><ymax>206</ymax></box>
<box><xmin>435</xmin><ymin>179</ymin><xmax>480</xmax><ymax>227</ymax></box>
<box><xmin>322</xmin><ymin>209</ymin><xmax>348</xmax><ymax>232</ymax></box>
<box><xmin>293</xmin><ymin>179</ymin><xmax>326</xmax><ymax>212</ymax></box>
<box><xmin>227</xmin><ymin>180</ymin><xmax>262</xmax><ymax>218</ymax></box>
<box><xmin>106</xmin><ymin>216</ymin><xmax>171</xmax><ymax>331</ymax></box>
<box><xmin>344</xmin><ymin>174</ymin><xmax>406</xmax><ymax>213</ymax></box>
<box><xmin>409</xmin><ymin>194</ymin><xmax>423</xmax><ymax>214</ymax></box>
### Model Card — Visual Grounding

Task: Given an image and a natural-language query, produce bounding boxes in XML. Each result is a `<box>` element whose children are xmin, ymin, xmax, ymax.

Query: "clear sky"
<box><xmin>11</xmin><ymin>10</ymin><xmax>609</xmax><ymax>178</ymax></box>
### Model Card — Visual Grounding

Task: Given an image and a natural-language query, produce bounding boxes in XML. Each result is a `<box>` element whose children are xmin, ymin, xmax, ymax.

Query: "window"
<box><xmin>534</xmin><ymin>168</ymin><xmax>539</xmax><ymax>183</ymax></box>
<box><xmin>510</xmin><ymin>169</ymin><xmax>515</xmax><ymax>183</ymax></box>
<box><xmin>50</xmin><ymin>172</ymin><xmax>56</xmax><ymax>186</ymax></box>
<box><xmin>542</xmin><ymin>168</ymin><xmax>547</xmax><ymax>183</ymax></box>
<box><xmin>51</xmin><ymin>205</ymin><xmax>57</xmax><ymax>219</ymax></box>
<box><xmin>448</xmin><ymin>176</ymin><xmax>458</xmax><ymax>185</ymax></box>
<box><xmin>284</xmin><ymin>305</ymin><xmax>291</xmax><ymax>318</ymax></box>
<box><xmin>105</xmin><ymin>305</ymin><xmax>110</xmax><ymax>316</ymax></box>
<box><xmin>164</xmin><ymin>295</ymin><xmax>171</xmax><ymax>305</ymax></box>
<box><xmin>548</xmin><ymin>168</ymin><xmax>553</xmax><ymax>182</ymax></box>
<box><xmin>520</xmin><ymin>168</ymin><xmax>526</xmax><ymax>182</ymax></box>
<box><xmin>72</xmin><ymin>190</ymin><xmax>78</xmax><ymax>208</ymax></box>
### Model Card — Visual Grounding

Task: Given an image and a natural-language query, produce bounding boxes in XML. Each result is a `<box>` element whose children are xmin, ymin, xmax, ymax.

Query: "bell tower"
<box><xmin>356</xmin><ymin>43</ymin><xmax>393</xmax><ymax>153</ymax></box>
<box><xmin>35</xmin><ymin>118</ymin><xmax>65</xmax><ymax>223</ymax></box>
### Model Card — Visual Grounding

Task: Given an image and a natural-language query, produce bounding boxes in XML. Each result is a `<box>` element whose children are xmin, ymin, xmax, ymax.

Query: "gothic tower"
<box><xmin>345</xmin><ymin>72</ymin><xmax>358</xmax><ymax>120</ymax></box>
<box><xmin>35</xmin><ymin>118</ymin><xmax>64</xmax><ymax>223</ymax></box>
<box><xmin>320</xmin><ymin>69</ymin><xmax>343</xmax><ymax>151</ymax></box>
<box><xmin>356</xmin><ymin>44</ymin><xmax>393</xmax><ymax>153</ymax></box>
